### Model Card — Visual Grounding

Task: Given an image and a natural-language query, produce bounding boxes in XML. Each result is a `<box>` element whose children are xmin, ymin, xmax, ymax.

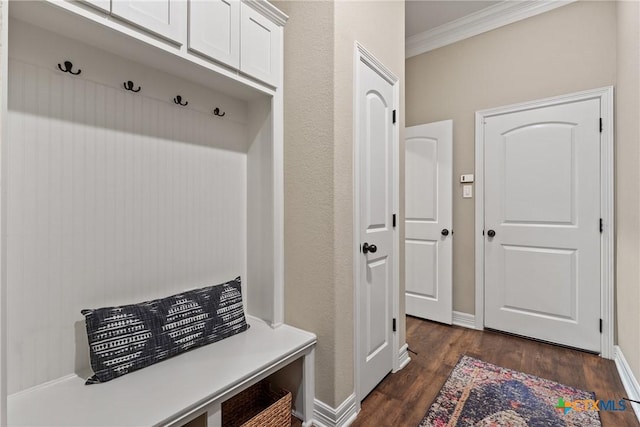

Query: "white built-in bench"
<box><xmin>8</xmin><ymin>317</ymin><xmax>316</xmax><ymax>427</ymax></box>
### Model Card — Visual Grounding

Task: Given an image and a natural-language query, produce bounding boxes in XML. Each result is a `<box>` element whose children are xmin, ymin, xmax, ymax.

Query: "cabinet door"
<box><xmin>112</xmin><ymin>0</ymin><xmax>187</xmax><ymax>44</ymax></box>
<box><xmin>188</xmin><ymin>0</ymin><xmax>240</xmax><ymax>69</ymax></box>
<box><xmin>240</xmin><ymin>3</ymin><xmax>280</xmax><ymax>86</ymax></box>
<box><xmin>80</xmin><ymin>0</ymin><xmax>111</xmax><ymax>13</ymax></box>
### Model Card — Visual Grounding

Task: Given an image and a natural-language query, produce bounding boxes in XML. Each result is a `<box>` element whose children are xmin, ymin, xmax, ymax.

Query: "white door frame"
<box><xmin>474</xmin><ymin>86</ymin><xmax>614</xmax><ymax>359</ymax></box>
<box><xmin>0</xmin><ymin>1</ymin><xmax>7</xmax><ymax>424</ymax></box>
<box><xmin>353</xmin><ymin>41</ymin><xmax>401</xmax><ymax>405</ymax></box>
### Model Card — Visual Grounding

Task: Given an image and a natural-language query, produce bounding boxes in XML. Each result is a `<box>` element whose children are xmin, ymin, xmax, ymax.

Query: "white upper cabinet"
<box><xmin>111</xmin><ymin>0</ymin><xmax>187</xmax><ymax>44</ymax></box>
<box><xmin>188</xmin><ymin>0</ymin><xmax>240</xmax><ymax>69</ymax></box>
<box><xmin>80</xmin><ymin>0</ymin><xmax>111</xmax><ymax>13</ymax></box>
<box><xmin>55</xmin><ymin>0</ymin><xmax>285</xmax><ymax>86</ymax></box>
<box><xmin>240</xmin><ymin>2</ymin><xmax>280</xmax><ymax>87</ymax></box>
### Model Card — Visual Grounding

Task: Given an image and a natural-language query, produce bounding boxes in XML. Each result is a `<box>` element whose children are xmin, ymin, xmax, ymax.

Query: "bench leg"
<box><xmin>302</xmin><ymin>347</ymin><xmax>315</xmax><ymax>427</ymax></box>
<box><xmin>205</xmin><ymin>402</ymin><xmax>221</xmax><ymax>427</ymax></box>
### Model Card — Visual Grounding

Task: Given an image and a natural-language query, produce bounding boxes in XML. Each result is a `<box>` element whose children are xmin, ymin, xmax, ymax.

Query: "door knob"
<box><xmin>441</xmin><ymin>229</ymin><xmax>449</xmax><ymax>236</ymax></box>
<box><xmin>487</xmin><ymin>229</ymin><xmax>496</xmax><ymax>237</ymax></box>
<box><xmin>362</xmin><ymin>242</ymin><xmax>377</xmax><ymax>254</ymax></box>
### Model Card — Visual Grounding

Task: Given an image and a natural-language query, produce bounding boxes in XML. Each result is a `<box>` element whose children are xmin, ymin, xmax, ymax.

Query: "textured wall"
<box><xmin>276</xmin><ymin>0</ymin><xmax>405</xmax><ymax>408</ymax></box>
<box><xmin>274</xmin><ymin>0</ymin><xmax>337</xmax><ymax>405</ymax></box>
<box><xmin>333</xmin><ymin>0</ymin><xmax>405</xmax><ymax>405</ymax></box>
<box><xmin>406</xmin><ymin>0</ymin><xmax>616</xmax><ymax>314</ymax></box>
<box><xmin>616</xmin><ymin>0</ymin><xmax>640</xmax><ymax>382</ymax></box>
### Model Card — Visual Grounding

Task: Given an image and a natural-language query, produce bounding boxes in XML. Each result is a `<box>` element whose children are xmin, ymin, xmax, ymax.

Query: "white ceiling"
<box><xmin>406</xmin><ymin>0</ymin><xmax>502</xmax><ymax>38</ymax></box>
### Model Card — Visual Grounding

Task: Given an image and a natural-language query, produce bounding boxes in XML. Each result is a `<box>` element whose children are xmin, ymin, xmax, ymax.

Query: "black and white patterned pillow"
<box><xmin>82</xmin><ymin>276</ymin><xmax>249</xmax><ymax>384</ymax></box>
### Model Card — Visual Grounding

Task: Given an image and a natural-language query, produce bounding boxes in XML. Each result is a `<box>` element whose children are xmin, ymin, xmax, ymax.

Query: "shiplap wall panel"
<box><xmin>6</xmin><ymin>59</ymin><xmax>248</xmax><ymax>394</ymax></box>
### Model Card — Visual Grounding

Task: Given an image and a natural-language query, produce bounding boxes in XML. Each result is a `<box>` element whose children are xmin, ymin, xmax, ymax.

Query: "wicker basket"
<box><xmin>221</xmin><ymin>380</ymin><xmax>292</xmax><ymax>427</ymax></box>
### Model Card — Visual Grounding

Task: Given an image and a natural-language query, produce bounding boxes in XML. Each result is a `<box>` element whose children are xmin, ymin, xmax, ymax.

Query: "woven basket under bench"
<box><xmin>221</xmin><ymin>380</ymin><xmax>292</xmax><ymax>427</ymax></box>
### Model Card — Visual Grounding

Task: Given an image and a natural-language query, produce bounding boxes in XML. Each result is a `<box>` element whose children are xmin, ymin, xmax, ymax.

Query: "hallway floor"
<box><xmin>350</xmin><ymin>316</ymin><xmax>639</xmax><ymax>426</ymax></box>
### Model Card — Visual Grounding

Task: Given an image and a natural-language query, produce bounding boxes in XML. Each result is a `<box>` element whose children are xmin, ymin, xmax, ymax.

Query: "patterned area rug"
<box><xmin>419</xmin><ymin>355</ymin><xmax>601</xmax><ymax>427</ymax></box>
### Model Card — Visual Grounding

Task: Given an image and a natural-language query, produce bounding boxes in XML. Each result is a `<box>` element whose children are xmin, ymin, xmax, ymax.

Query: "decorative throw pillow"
<box><xmin>82</xmin><ymin>276</ymin><xmax>249</xmax><ymax>384</ymax></box>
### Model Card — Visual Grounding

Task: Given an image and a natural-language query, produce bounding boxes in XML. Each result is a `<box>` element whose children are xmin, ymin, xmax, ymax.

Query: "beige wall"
<box><xmin>274</xmin><ymin>0</ymin><xmax>337</xmax><ymax>405</ymax></box>
<box><xmin>616</xmin><ymin>0</ymin><xmax>640</xmax><ymax>381</ymax></box>
<box><xmin>406</xmin><ymin>0</ymin><xmax>617</xmax><ymax>314</ymax></box>
<box><xmin>333</xmin><ymin>0</ymin><xmax>406</xmax><ymax>403</ymax></box>
<box><xmin>276</xmin><ymin>0</ymin><xmax>405</xmax><ymax>408</ymax></box>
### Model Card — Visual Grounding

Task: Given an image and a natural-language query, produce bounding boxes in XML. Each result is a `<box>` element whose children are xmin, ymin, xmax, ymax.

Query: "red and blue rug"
<box><xmin>419</xmin><ymin>355</ymin><xmax>601</xmax><ymax>426</ymax></box>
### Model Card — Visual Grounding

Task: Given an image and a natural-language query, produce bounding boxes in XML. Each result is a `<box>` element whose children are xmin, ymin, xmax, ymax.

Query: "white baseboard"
<box><xmin>396</xmin><ymin>343</ymin><xmax>411</xmax><ymax>372</ymax></box>
<box><xmin>452</xmin><ymin>311</ymin><xmax>477</xmax><ymax>329</ymax></box>
<box><xmin>313</xmin><ymin>343</ymin><xmax>409</xmax><ymax>426</ymax></box>
<box><xmin>614</xmin><ymin>345</ymin><xmax>640</xmax><ymax>422</ymax></box>
<box><xmin>313</xmin><ymin>393</ymin><xmax>359</xmax><ymax>427</ymax></box>
<box><xmin>292</xmin><ymin>409</ymin><xmax>304</xmax><ymax>421</ymax></box>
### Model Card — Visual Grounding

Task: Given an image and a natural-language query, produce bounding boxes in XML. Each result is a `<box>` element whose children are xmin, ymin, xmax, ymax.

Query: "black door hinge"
<box><xmin>600</xmin><ymin>218</ymin><xmax>603</xmax><ymax>233</ymax></box>
<box><xmin>392</xmin><ymin>110</ymin><xmax>397</xmax><ymax>124</ymax></box>
<box><xmin>392</xmin><ymin>318</ymin><xmax>397</xmax><ymax>332</ymax></box>
<box><xmin>392</xmin><ymin>214</ymin><xmax>396</xmax><ymax>228</ymax></box>
<box><xmin>600</xmin><ymin>118</ymin><xmax>603</xmax><ymax>133</ymax></box>
<box><xmin>600</xmin><ymin>318</ymin><xmax>603</xmax><ymax>333</ymax></box>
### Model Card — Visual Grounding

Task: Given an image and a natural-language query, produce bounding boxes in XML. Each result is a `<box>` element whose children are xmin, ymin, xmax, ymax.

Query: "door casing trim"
<box><xmin>474</xmin><ymin>86</ymin><xmax>614</xmax><ymax>359</ymax></box>
<box><xmin>353</xmin><ymin>41</ymin><xmax>402</xmax><ymax>407</ymax></box>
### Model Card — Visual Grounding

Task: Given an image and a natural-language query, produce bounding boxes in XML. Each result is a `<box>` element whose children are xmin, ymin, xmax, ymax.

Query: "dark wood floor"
<box><xmin>351</xmin><ymin>316</ymin><xmax>639</xmax><ymax>427</ymax></box>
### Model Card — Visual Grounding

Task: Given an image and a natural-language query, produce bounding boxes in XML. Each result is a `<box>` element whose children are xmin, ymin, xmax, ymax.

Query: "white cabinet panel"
<box><xmin>189</xmin><ymin>0</ymin><xmax>240</xmax><ymax>68</ymax></box>
<box><xmin>80</xmin><ymin>0</ymin><xmax>111</xmax><ymax>13</ymax></box>
<box><xmin>240</xmin><ymin>3</ymin><xmax>280</xmax><ymax>86</ymax></box>
<box><xmin>112</xmin><ymin>0</ymin><xmax>187</xmax><ymax>44</ymax></box>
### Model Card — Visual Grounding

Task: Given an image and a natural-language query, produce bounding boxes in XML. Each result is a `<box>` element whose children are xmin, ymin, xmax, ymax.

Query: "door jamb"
<box><xmin>474</xmin><ymin>86</ymin><xmax>615</xmax><ymax>359</ymax></box>
<box><xmin>353</xmin><ymin>41</ymin><xmax>402</xmax><ymax>406</ymax></box>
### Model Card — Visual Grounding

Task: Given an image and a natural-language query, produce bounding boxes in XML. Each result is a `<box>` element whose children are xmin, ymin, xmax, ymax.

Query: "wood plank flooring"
<box><xmin>351</xmin><ymin>316</ymin><xmax>639</xmax><ymax>426</ymax></box>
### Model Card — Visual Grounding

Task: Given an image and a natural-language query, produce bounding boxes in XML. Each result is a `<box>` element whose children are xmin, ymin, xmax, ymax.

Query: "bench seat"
<box><xmin>8</xmin><ymin>317</ymin><xmax>317</xmax><ymax>427</ymax></box>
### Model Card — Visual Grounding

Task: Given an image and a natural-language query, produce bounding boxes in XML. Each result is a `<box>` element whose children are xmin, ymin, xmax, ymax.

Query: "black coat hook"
<box><xmin>173</xmin><ymin>95</ymin><xmax>188</xmax><ymax>106</ymax></box>
<box><xmin>123</xmin><ymin>80</ymin><xmax>141</xmax><ymax>92</ymax></box>
<box><xmin>213</xmin><ymin>107</ymin><xmax>226</xmax><ymax>117</ymax></box>
<box><xmin>57</xmin><ymin>61</ymin><xmax>81</xmax><ymax>75</ymax></box>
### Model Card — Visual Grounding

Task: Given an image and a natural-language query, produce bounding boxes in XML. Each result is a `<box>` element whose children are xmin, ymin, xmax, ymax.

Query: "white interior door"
<box><xmin>405</xmin><ymin>121</ymin><xmax>452</xmax><ymax>324</ymax></box>
<box><xmin>357</xmin><ymin>53</ymin><xmax>395</xmax><ymax>399</ymax></box>
<box><xmin>484</xmin><ymin>98</ymin><xmax>601</xmax><ymax>352</ymax></box>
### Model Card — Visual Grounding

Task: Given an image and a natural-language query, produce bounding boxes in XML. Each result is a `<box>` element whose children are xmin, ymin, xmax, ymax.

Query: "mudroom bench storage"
<box><xmin>9</xmin><ymin>317</ymin><xmax>316</xmax><ymax>427</ymax></box>
<box><xmin>0</xmin><ymin>0</ymin><xmax>315</xmax><ymax>426</ymax></box>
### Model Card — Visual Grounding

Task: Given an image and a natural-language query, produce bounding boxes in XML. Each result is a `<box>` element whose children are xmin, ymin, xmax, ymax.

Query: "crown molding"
<box><xmin>406</xmin><ymin>0</ymin><xmax>576</xmax><ymax>58</ymax></box>
<box><xmin>242</xmin><ymin>0</ymin><xmax>288</xmax><ymax>26</ymax></box>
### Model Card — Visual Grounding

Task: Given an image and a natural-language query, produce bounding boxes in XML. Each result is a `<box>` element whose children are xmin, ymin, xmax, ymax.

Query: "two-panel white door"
<box><xmin>484</xmin><ymin>98</ymin><xmax>601</xmax><ymax>352</ymax></box>
<box><xmin>357</xmin><ymin>56</ymin><xmax>395</xmax><ymax>399</ymax></box>
<box><xmin>405</xmin><ymin>121</ymin><xmax>452</xmax><ymax>324</ymax></box>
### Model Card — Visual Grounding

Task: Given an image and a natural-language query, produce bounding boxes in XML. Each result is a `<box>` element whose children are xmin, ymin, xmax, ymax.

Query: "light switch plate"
<box><xmin>463</xmin><ymin>184</ymin><xmax>473</xmax><ymax>198</ymax></box>
<box><xmin>461</xmin><ymin>174</ymin><xmax>474</xmax><ymax>183</ymax></box>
